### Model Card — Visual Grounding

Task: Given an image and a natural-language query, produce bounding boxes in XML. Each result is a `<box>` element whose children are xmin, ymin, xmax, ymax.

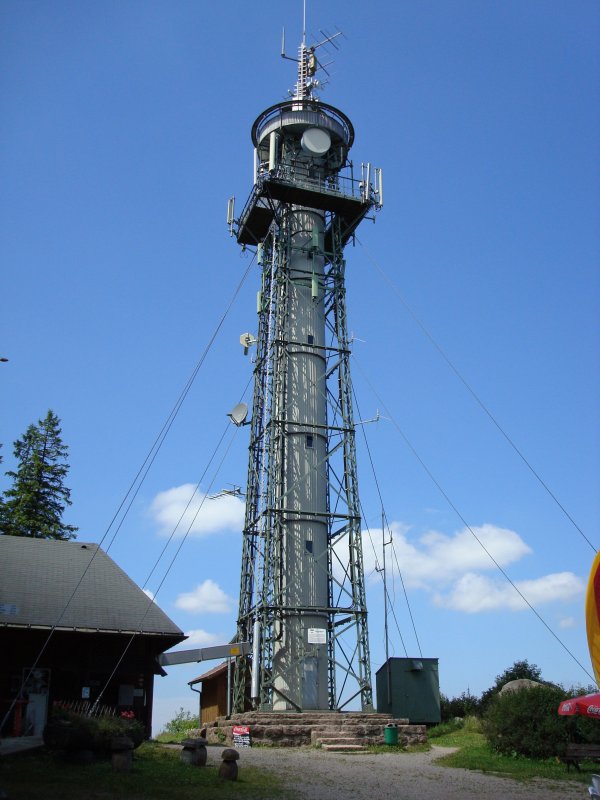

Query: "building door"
<box><xmin>302</xmin><ymin>658</ymin><xmax>319</xmax><ymax>709</ymax></box>
<box><xmin>23</xmin><ymin>668</ymin><xmax>50</xmax><ymax>736</ymax></box>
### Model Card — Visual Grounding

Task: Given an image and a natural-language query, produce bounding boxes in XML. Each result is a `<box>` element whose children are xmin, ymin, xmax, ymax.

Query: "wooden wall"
<box><xmin>200</xmin><ymin>671</ymin><xmax>228</xmax><ymax>724</ymax></box>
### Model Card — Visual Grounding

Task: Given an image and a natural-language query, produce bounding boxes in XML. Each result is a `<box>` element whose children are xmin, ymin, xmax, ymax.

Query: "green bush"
<box><xmin>462</xmin><ymin>715</ymin><xmax>482</xmax><ymax>733</ymax></box>
<box><xmin>93</xmin><ymin>715</ymin><xmax>145</xmax><ymax>749</ymax></box>
<box><xmin>484</xmin><ymin>684</ymin><xmax>600</xmax><ymax>759</ymax></box>
<box><xmin>163</xmin><ymin>707</ymin><xmax>199</xmax><ymax>735</ymax></box>
<box><xmin>440</xmin><ymin>691</ymin><xmax>480</xmax><ymax>721</ymax></box>
<box><xmin>428</xmin><ymin>718</ymin><xmax>464</xmax><ymax>738</ymax></box>
<box><xmin>44</xmin><ymin>710</ymin><xmax>144</xmax><ymax>752</ymax></box>
<box><xmin>429</xmin><ymin>714</ymin><xmax>481</xmax><ymax>739</ymax></box>
<box><xmin>479</xmin><ymin>659</ymin><xmax>544</xmax><ymax>715</ymax></box>
<box><xmin>483</xmin><ymin>685</ymin><xmax>571</xmax><ymax>758</ymax></box>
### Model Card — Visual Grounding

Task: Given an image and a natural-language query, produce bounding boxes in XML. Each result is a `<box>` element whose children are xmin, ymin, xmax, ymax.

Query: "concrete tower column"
<box><xmin>273</xmin><ymin>208</ymin><xmax>328</xmax><ymax>709</ymax></box>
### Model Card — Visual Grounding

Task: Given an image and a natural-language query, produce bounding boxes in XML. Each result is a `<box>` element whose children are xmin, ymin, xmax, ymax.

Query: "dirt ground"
<box><xmin>232</xmin><ymin>744</ymin><xmax>586</xmax><ymax>800</ymax></box>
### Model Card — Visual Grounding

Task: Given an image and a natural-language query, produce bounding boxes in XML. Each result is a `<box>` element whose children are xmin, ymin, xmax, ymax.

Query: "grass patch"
<box><xmin>432</xmin><ymin>726</ymin><xmax>590</xmax><ymax>784</ymax></box>
<box><xmin>0</xmin><ymin>741</ymin><xmax>288</xmax><ymax>799</ymax></box>
<box><xmin>430</xmin><ymin>729</ymin><xmax>484</xmax><ymax>749</ymax></box>
<box><xmin>153</xmin><ymin>729</ymin><xmax>228</xmax><ymax>746</ymax></box>
<box><xmin>153</xmin><ymin>730</ymin><xmax>201</xmax><ymax>744</ymax></box>
<box><xmin>428</xmin><ymin>715</ymin><xmax>481</xmax><ymax>740</ymax></box>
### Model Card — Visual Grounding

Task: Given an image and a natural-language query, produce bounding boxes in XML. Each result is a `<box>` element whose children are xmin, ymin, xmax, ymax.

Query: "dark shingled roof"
<box><xmin>0</xmin><ymin>536</ymin><xmax>184</xmax><ymax>638</ymax></box>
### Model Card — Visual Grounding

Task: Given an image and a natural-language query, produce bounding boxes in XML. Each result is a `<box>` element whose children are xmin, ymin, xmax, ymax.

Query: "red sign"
<box><xmin>232</xmin><ymin>725</ymin><xmax>250</xmax><ymax>736</ymax></box>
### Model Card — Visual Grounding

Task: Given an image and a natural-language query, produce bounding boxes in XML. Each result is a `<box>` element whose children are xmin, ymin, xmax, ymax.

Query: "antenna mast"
<box><xmin>303</xmin><ymin>0</ymin><xmax>306</xmax><ymax>44</ymax></box>
<box><xmin>230</xmin><ymin>17</ymin><xmax>383</xmax><ymax>713</ymax></box>
<box><xmin>282</xmin><ymin>8</ymin><xmax>342</xmax><ymax>102</ymax></box>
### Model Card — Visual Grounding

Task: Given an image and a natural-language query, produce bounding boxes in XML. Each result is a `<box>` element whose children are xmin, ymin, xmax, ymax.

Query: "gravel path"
<box><xmin>228</xmin><ymin>745</ymin><xmax>585</xmax><ymax>800</ymax></box>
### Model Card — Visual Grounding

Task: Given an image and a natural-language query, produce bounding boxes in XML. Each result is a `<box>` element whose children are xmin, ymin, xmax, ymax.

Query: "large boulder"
<box><xmin>498</xmin><ymin>679</ymin><xmax>544</xmax><ymax>695</ymax></box>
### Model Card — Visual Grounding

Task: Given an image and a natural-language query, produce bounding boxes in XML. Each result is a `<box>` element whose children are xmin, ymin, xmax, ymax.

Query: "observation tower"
<box><xmin>229</xmin><ymin>29</ymin><xmax>383</xmax><ymax>713</ymax></box>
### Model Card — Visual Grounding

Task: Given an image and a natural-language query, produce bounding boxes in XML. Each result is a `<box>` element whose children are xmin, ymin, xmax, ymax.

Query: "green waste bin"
<box><xmin>384</xmin><ymin>723</ymin><xmax>398</xmax><ymax>745</ymax></box>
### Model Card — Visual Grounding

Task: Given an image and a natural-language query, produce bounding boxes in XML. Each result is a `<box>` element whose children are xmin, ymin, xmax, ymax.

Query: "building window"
<box><xmin>307</xmin><ymin>334</ymin><xmax>314</xmax><ymax>345</ymax></box>
<box><xmin>306</xmin><ymin>435</ymin><xmax>313</xmax><ymax>448</ymax></box>
<box><xmin>305</xmin><ymin>540</ymin><xmax>313</xmax><ymax>553</ymax></box>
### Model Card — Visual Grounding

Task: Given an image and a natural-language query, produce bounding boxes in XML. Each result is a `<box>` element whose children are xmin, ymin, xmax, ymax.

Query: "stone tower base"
<box><xmin>203</xmin><ymin>711</ymin><xmax>427</xmax><ymax>750</ymax></box>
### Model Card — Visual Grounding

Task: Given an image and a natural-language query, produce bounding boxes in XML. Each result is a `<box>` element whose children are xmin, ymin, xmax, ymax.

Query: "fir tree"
<box><xmin>0</xmin><ymin>410</ymin><xmax>77</xmax><ymax>540</ymax></box>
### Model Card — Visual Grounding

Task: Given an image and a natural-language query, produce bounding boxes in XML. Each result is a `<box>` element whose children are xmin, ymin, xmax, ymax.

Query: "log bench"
<box><xmin>561</xmin><ymin>743</ymin><xmax>600</xmax><ymax>772</ymax></box>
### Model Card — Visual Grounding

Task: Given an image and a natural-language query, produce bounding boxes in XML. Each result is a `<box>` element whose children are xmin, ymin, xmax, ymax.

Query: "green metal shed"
<box><xmin>376</xmin><ymin>657</ymin><xmax>441</xmax><ymax>724</ymax></box>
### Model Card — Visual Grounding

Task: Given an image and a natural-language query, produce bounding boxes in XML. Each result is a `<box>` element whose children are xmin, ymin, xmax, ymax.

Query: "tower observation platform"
<box><xmin>236</xmin><ymin>99</ymin><xmax>380</xmax><ymax>251</ymax></box>
<box><xmin>230</xmin><ymin>31</ymin><xmax>383</xmax><ymax>714</ymax></box>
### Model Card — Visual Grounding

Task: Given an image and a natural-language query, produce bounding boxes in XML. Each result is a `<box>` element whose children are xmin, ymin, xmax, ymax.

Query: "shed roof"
<box><xmin>189</xmin><ymin>661</ymin><xmax>228</xmax><ymax>686</ymax></box>
<box><xmin>0</xmin><ymin>536</ymin><xmax>185</xmax><ymax>640</ymax></box>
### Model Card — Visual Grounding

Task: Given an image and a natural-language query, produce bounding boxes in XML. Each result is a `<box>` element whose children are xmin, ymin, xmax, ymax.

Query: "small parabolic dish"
<box><xmin>228</xmin><ymin>402</ymin><xmax>249</xmax><ymax>426</ymax></box>
<box><xmin>301</xmin><ymin>127</ymin><xmax>331</xmax><ymax>156</ymax></box>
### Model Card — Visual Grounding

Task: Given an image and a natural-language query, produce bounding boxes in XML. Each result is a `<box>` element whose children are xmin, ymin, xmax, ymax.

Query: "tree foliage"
<box><xmin>0</xmin><ymin>410</ymin><xmax>77</xmax><ymax>540</ymax></box>
<box><xmin>440</xmin><ymin>690</ymin><xmax>480</xmax><ymax>721</ymax></box>
<box><xmin>493</xmin><ymin>659</ymin><xmax>543</xmax><ymax>687</ymax></box>
<box><xmin>483</xmin><ymin>684</ymin><xmax>600</xmax><ymax>758</ymax></box>
<box><xmin>163</xmin><ymin>707</ymin><xmax>199</xmax><ymax>734</ymax></box>
<box><xmin>483</xmin><ymin>685</ymin><xmax>567</xmax><ymax>758</ymax></box>
<box><xmin>479</xmin><ymin>659</ymin><xmax>544</xmax><ymax>714</ymax></box>
<box><xmin>438</xmin><ymin>660</ymin><xmax>548</xmax><ymax>722</ymax></box>
<box><xmin>437</xmin><ymin>660</ymin><xmax>600</xmax><ymax>759</ymax></box>
<box><xmin>45</xmin><ymin>707</ymin><xmax>145</xmax><ymax>751</ymax></box>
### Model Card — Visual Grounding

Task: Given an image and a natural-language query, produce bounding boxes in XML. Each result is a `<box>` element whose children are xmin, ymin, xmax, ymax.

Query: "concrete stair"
<box><xmin>321</xmin><ymin>744</ymin><xmax>367</xmax><ymax>752</ymax></box>
<box><xmin>315</xmin><ymin>736</ymin><xmax>368</xmax><ymax>752</ymax></box>
<box><xmin>204</xmin><ymin>711</ymin><xmax>427</xmax><ymax>749</ymax></box>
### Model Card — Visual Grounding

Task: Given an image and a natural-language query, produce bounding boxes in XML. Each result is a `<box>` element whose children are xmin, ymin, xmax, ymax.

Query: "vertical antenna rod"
<box><xmin>303</xmin><ymin>0</ymin><xmax>306</xmax><ymax>45</ymax></box>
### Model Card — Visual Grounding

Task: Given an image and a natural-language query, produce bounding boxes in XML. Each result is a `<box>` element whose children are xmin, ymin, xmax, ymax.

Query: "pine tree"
<box><xmin>0</xmin><ymin>410</ymin><xmax>77</xmax><ymax>540</ymax></box>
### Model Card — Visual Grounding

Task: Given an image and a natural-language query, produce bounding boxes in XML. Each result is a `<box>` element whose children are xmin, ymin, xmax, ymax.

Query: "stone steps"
<box><xmin>205</xmin><ymin>711</ymin><xmax>427</xmax><ymax>749</ymax></box>
<box><xmin>247</xmin><ymin>716</ymin><xmax>397</xmax><ymax>721</ymax></box>
<box><xmin>321</xmin><ymin>743</ymin><xmax>367</xmax><ymax>752</ymax></box>
<box><xmin>310</xmin><ymin>727</ymin><xmax>423</xmax><ymax>747</ymax></box>
<box><xmin>315</xmin><ymin>736</ymin><xmax>367</xmax><ymax>746</ymax></box>
<box><xmin>215</xmin><ymin>714</ymin><xmax>409</xmax><ymax>728</ymax></box>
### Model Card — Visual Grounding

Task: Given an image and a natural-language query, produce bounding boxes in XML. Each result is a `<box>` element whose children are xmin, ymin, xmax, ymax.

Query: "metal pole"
<box><xmin>227</xmin><ymin>657</ymin><xmax>232</xmax><ymax>717</ymax></box>
<box><xmin>382</xmin><ymin>510</ymin><xmax>391</xmax><ymax>708</ymax></box>
<box><xmin>251</xmin><ymin>618</ymin><xmax>261</xmax><ymax>702</ymax></box>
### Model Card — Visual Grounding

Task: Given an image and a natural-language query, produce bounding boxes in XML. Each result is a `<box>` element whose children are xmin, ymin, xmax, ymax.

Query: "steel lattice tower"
<box><xmin>230</xmin><ymin>33</ymin><xmax>382</xmax><ymax>713</ymax></box>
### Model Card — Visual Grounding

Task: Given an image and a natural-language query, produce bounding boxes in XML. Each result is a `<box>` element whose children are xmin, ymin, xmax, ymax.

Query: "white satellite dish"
<box><xmin>301</xmin><ymin>127</ymin><xmax>331</xmax><ymax>156</ymax></box>
<box><xmin>228</xmin><ymin>402</ymin><xmax>249</xmax><ymax>427</ymax></box>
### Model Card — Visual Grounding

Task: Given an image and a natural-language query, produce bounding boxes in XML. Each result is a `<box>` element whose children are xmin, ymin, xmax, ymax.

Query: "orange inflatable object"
<box><xmin>585</xmin><ymin>550</ymin><xmax>600</xmax><ymax>686</ymax></box>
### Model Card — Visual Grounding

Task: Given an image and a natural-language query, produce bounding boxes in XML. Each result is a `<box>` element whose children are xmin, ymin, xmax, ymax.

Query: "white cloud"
<box><xmin>150</xmin><ymin>483</ymin><xmax>245</xmax><ymax>538</ymax></box>
<box><xmin>357</xmin><ymin>520</ymin><xmax>585</xmax><ymax>615</ymax></box>
<box><xmin>175</xmin><ymin>579</ymin><xmax>233</xmax><ymax>614</ymax></box>
<box><xmin>433</xmin><ymin>571</ymin><xmax>585</xmax><ymax>613</ymax></box>
<box><xmin>142</xmin><ymin>588</ymin><xmax>155</xmax><ymax>600</ymax></box>
<box><xmin>559</xmin><ymin>616</ymin><xmax>577</xmax><ymax>629</ymax></box>
<box><xmin>361</xmin><ymin>522</ymin><xmax>532</xmax><ymax>589</ymax></box>
<box><xmin>182</xmin><ymin>629</ymin><xmax>226</xmax><ymax>647</ymax></box>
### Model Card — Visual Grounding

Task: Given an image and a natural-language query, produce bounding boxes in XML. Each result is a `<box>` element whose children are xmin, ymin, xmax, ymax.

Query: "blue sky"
<box><xmin>2</xmin><ymin>1</ymin><xmax>599</xmax><ymax>733</ymax></box>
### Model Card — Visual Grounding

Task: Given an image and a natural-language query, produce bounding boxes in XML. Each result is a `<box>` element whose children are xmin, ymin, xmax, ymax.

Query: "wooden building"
<box><xmin>0</xmin><ymin>536</ymin><xmax>185</xmax><ymax>739</ymax></box>
<box><xmin>189</xmin><ymin>662</ymin><xmax>229</xmax><ymax>724</ymax></box>
<box><xmin>189</xmin><ymin>660</ymin><xmax>254</xmax><ymax>724</ymax></box>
